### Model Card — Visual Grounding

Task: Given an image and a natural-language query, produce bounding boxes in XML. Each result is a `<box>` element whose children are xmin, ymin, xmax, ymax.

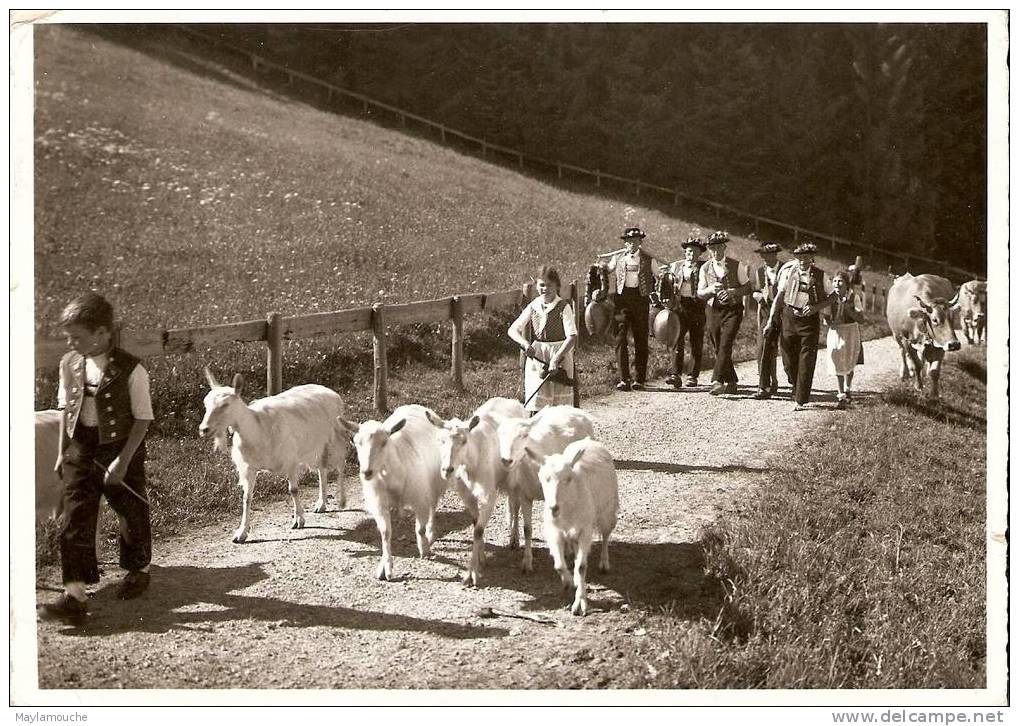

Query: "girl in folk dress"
<box><xmin>508</xmin><ymin>266</ymin><xmax>578</xmax><ymax>413</ymax></box>
<box><xmin>825</xmin><ymin>270</ymin><xmax>866</xmax><ymax>409</ymax></box>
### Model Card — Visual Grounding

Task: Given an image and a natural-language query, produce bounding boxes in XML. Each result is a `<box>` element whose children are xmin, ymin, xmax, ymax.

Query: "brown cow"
<box><xmin>886</xmin><ymin>273</ymin><xmax>961</xmax><ymax>398</ymax></box>
<box><xmin>954</xmin><ymin>280</ymin><xmax>987</xmax><ymax>345</ymax></box>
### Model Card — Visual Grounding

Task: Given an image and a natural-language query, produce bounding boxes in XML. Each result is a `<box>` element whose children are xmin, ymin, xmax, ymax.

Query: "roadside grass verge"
<box><xmin>625</xmin><ymin>345</ymin><xmax>986</xmax><ymax>688</ymax></box>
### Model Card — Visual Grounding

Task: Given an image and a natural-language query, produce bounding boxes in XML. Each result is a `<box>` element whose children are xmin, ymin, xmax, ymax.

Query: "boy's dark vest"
<box><xmin>614</xmin><ymin>250</ymin><xmax>655</xmax><ymax>296</ymax></box>
<box><xmin>60</xmin><ymin>347</ymin><xmax>141</xmax><ymax>445</ymax></box>
<box><xmin>700</xmin><ymin>257</ymin><xmax>743</xmax><ymax>307</ymax></box>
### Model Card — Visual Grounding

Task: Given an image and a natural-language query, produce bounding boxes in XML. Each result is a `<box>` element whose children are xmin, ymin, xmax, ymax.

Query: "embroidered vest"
<box><xmin>60</xmin><ymin>347</ymin><xmax>141</xmax><ymax>445</ymax></box>
<box><xmin>531</xmin><ymin>300</ymin><xmax>569</xmax><ymax>342</ymax></box>
<box><xmin>614</xmin><ymin>250</ymin><xmax>655</xmax><ymax>296</ymax></box>
<box><xmin>701</xmin><ymin>258</ymin><xmax>743</xmax><ymax>307</ymax></box>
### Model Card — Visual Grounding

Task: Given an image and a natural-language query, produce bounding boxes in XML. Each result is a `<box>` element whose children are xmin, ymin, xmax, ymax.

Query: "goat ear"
<box><xmin>467</xmin><ymin>415</ymin><xmax>481</xmax><ymax>431</ymax></box>
<box><xmin>908</xmin><ymin>307</ymin><xmax>927</xmax><ymax>319</ymax></box>
<box><xmin>204</xmin><ymin>367</ymin><xmax>220</xmax><ymax>389</ymax></box>
<box><xmin>388</xmin><ymin>418</ymin><xmax>407</xmax><ymax>435</ymax></box>
<box><xmin>424</xmin><ymin>410</ymin><xmax>444</xmax><ymax>428</ymax></box>
<box><xmin>338</xmin><ymin>417</ymin><xmax>360</xmax><ymax>434</ymax></box>
<box><xmin>524</xmin><ymin>446</ymin><xmax>541</xmax><ymax>464</ymax></box>
<box><xmin>232</xmin><ymin>374</ymin><xmax>244</xmax><ymax>396</ymax></box>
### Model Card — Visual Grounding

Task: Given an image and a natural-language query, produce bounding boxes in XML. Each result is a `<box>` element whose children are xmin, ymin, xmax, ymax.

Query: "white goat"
<box><xmin>339</xmin><ymin>404</ymin><xmax>448</xmax><ymax>581</ymax></box>
<box><xmin>35</xmin><ymin>409</ymin><xmax>64</xmax><ymax>521</ymax></box>
<box><xmin>496</xmin><ymin>405</ymin><xmax>594</xmax><ymax>573</ymax></box>
<box><xmin>199</xmin><ymin>369</ymin><xmax>348</xmax><ymax>544</ymax></box>
<box><xmin>529</xmin><ymin>437</ymin><xmax>618</xmax><ymax>616</ymax></box>
<box><xmin>425</xmin><ymin>396</ymin><xmax>525</xmax><ymax>587</ymax></box>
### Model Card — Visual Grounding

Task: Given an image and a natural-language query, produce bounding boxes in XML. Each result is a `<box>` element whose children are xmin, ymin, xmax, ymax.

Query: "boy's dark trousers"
<box><xmin>780</xmin><ymin>306</ymin><xmax>821</xmax><ymax>405</ymax></box>
<box><xmin>672</xmin><ymin>297</ymin><xmax>705</xmax><ymax>379</ymax></box>
<box><xmin>60</xmin><ymin>425</ymin><xmax>150</xmax><ymax>585</ymax></box>
<box><xmin>706</xmin><ymin>302</ymin><xmax>743</xmax><ymax>385</ymax></box>
<box><xmin>756</xmin><ymin>302</ymin><xmax>780</xmax><ymax>393</ymax></box>
<box><xmin>613</xmin><ymin>288</ymin><xmax>650</xmax><ymax>383</ymax></box>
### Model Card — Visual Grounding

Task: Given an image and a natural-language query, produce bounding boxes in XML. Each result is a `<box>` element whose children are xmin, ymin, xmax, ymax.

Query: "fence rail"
<box><xmin>169</xmin><ymin>24</ymin><xmax>981</xmax><ymax>283</ymax></box>
<box><xmin>36</xmin><ymin>280</ymin><xmax>585</xmax><ymax>414</ymax></box>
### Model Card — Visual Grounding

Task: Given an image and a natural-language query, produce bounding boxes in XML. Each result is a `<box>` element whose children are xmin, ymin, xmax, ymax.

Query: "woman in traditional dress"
<box><xmin>824</xmin><ymin>269</ymin><xmax>866</xmax><ymax>409</ymax></box>
<box><xmin>508</xmin><ymin>266</ymin><xmax>578</xmax><ymax>413</ymax></box>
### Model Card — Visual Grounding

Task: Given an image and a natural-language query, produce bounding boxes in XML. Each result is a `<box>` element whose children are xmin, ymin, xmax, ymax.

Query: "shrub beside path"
<box><xmin>35</xmin><ymin>337</ymin><xmax>906</xmax><ymax>689</ymax></box>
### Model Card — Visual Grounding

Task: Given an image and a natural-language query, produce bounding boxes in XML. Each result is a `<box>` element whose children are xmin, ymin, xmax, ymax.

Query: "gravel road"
<box><xmin>34</xmin><ymin>336</ymin><xmax>905</xmax><ymax>690</ymax></box>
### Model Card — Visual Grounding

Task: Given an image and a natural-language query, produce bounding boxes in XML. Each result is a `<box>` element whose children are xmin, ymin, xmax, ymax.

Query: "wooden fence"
<box><xmin>35</xmin><ymin>281</ymin><xmax>585</xmax><ymax>414</ymax></box>
<box><xmin>169</xmin><ymin>24</ymin><xmax>981</xmax><ymax>284</ymax></box>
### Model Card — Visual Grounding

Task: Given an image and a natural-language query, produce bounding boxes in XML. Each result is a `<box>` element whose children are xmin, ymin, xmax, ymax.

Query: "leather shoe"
<box><xmin>39</xmin><ymin>595</ymin><xmax>88</xmax><ymax>626</ymax></box>
<box><xmin>117</xmin><ymin>570</ymin><xmax>150</xmax><ymax>600</ymax></box>
<box><xmin>631</xmin><ymin>381</ymin><xmax>645</xmax><ymax>391</ymax></box>
<box><xmin>722</xmin><ymin>382</ymin><xmax>738</xmax><ymax>395</ymax></box>
<box><xmin>685</xmin><ymin>377</ymin><xmax>698</xmax><ymax>387</ymax></box>
<box><xmin>616</xmin><ymin>381</ymin><xmax>632</xmax><ymax>392</ymax></box>
<box><xmin>708</xmin><ymin>382</ymin><xmax>725</xmax><ymax>396</ymax></box>
<box><xmin>752</xmin><ymin>390</ymin><xmax>771</xmax><ymax>400</ymax></box>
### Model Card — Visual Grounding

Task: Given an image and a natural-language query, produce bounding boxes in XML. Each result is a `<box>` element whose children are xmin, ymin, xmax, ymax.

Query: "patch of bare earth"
<box><xmin>35</xmin><ymin>337</ymin><xmax>906</xmax><ymax>689</ymax></box>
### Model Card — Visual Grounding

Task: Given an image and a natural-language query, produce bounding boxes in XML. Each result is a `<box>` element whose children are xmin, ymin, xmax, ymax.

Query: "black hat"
<box><xmin>682</xmin><ymin>236</ymin><xmax>706</xmax><ymax>250</ymax></box>
<box><xmin>792</xmin><ymin>242</ymin><xmax>818</xmax><ymax>255</ymax></box>
<box><xmin>706</xmin><ymin>230</ymin><xmax>730</xmax><ymax>246</ymax></box>
<box><xmin>620</xmin><ymin>227</ymin><xmax>646</xmax><ymax>240</ymax></box>
<box><xmin>755</xmin><ymin>242</ymin><xmax>782</xmax><ymax>254</ymax></box>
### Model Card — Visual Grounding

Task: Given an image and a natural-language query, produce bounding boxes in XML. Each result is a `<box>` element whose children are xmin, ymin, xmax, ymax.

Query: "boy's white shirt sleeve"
<box><xmin>128</xmin><ymin>365</ymin><xmax>155</xmax><ymax>421</ymax></box>
<box><xmin>57</xmin><ymin>361</ymin><xmax>68</xmax><ymax>411</ymax></box>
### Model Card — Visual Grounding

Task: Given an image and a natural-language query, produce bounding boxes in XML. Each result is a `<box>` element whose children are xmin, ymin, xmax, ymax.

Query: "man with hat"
<box><xmin>751</xmin><ymin>240</ymin><xmax>784</xmax><ymax>399</ymax></box>
<box><xmin>665</xmin><ymin>234</ymin><xmax>708</xmax><ymax>387</ymax></box>
<box><xmin>763</xmin><ymin>241</ymin><xmax>835</xmax><ymax>410</ymax></box>
<box><xmin>596</xmin><ymin>227</ymin><xmax>670</xmax><ymax>390</ymax></box>
<box><xmin>697</xmin><ymin>231</ymin><xmax>752</xmax><ymax>395</ymax></box>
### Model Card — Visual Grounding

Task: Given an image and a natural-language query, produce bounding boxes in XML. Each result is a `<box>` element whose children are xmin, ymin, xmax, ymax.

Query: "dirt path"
<box><xmin>35</xmin><ymin>337</ymin><xmax>906</xmax><ymax>690</ymax></box>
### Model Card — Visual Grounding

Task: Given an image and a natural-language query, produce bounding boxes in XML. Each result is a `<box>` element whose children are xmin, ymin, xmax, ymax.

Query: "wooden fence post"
<box><xmin>570</xmin><ymin>280</ymin><xmax>583</xmax><ymax>347</ymax></box>
<box><xmin>266</xmin><ymin>312</ymin><xmax>283</xmax><ymax>395</ymax></box>
<box><xmin>372</xmin><ymin>303</ymin><xmax>388</xmax><ymax>415</ymax></box>
<box><xmin>450</xmin><ymin>295</ymin><xmax>464</xmax><ymax>388</ymax></box>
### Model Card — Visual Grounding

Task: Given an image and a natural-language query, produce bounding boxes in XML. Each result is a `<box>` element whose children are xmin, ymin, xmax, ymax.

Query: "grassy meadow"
<box><xmin>34</xmin><ymin>25</ymin><xmax>890</xmax><ymax>563</ymax></box>
<box><xmin>624</xmin><ymin>345</ymin><xmax>987</xmax><ymax>688</ymax></box>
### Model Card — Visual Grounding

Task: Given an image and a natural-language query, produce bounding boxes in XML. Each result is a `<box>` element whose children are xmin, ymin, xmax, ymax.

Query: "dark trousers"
<box><xmin>672</xmin><ymin>297</ymin><xmax>705</xmax><ymax>379</ymax></box>
<box><xmin>756</xmin><ymin>303</ymin><xmax>780</xmax><ymax>393</ymax></box>
<box><xmin>780</xmin><ymin>307</ymin><xmax>821</xmax><ymax>405</ymax></box>
<box><xmin>706</xmin><ymin>303</ymin><xmax>743</xmax><ymax>384</ymax></box>
<box><xmin>60</xmin><ymin>426</ymin><xmax>151</xmax><ymax>584</ymax></box>
<box><xmin>613</xmin><ymin>289</ymin><xmax>650</xmax><ymax>383</ymax></box>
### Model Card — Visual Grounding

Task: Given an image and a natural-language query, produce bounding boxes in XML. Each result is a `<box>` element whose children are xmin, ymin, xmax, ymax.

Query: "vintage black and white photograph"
<box><xmin>12</xmin><ymin>9</ymin><xmax>1008</xmax><ymax>707</ymax></box>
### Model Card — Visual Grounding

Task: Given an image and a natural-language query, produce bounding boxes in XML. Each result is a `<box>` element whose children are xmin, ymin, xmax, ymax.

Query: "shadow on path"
<box><xmin>614</xmin><ymin>459</ymin><xmax>783</xmax><ymax>476</ymax></box>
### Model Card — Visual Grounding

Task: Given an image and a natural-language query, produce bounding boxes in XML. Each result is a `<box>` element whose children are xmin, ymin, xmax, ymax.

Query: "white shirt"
<box><xmin>622</xmin><ymin>252</ymin><xmax>641</xmax><ymax>288</ymax></box>
<box><xmin>58</xmin><ymin>352</ymin><xmax>154</xmax><ymax>424</ymax></box>
<box><xmin>669</xmin><ymin>260</ymin><xmax>700</xmax><ymax>298</ymax></box>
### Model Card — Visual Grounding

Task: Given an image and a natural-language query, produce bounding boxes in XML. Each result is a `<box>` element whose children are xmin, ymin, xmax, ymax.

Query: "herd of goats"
<box><xmin>198</xmin><ymin>368</ymin><xmax>610</xmax><ymax>616</ymax></box>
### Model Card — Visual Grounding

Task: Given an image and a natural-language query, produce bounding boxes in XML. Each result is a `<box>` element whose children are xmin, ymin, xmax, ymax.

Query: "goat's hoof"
<box><xmin>461</xmin><ymin>572</ymin><xmax>479</xmax><ymax>588</ymax></box>
<box><xmin>571</xmin><ymin>600</ymin><xmax>588</xmax><ymax>617</ymax></box>
<box><xmin>599</xmin><ymin>562</ymin><xmax>611</xmax><ymax>574</ymax></box>
<box><xmin>232</xmin><ymin>529</ymin><xmax>248</xmax><ymax>544</ymax></box>
<box><xmin>291</xmin><ymin>517</ymin><xmax>305</xmax><ymax>530</ymax></box>
<box><xmin>312</xmin><ymin>501</ymin><xmax>327</xmax><ymax>514</ymax></box>
<box><xmin>509</xmin><ymin>537</ymin><xmax>519</xmax><ymax>550</ymax></box>
<box><xmin>337</xmin><ymin>497</ymin><xmax>347</xmax><ymax>510</ymax></box>
<box><xmin>521</xmin><ymin>561</ymin><xmax>533</xmax><ymax>574</ymax></box>
<box><xmin>377</xmin><ymin>565</ymin><xmax>392</xmax><ymax>581</ymax></box>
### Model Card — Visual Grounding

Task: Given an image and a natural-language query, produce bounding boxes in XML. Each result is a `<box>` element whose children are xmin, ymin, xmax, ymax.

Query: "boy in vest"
<box><xmin>596</xmin><ymin>227</ymin><xmax>670</xmax><ymax>390</ymax></box>
<box><xmin>763</xmin><ymin>242</ymin><xmax>835</xmax><ymax>410</ymax></box>
<box><xmin>752</xmin><ymin>241</ymin><xmax>784</xmax><ymax>399</ymax></box>
<box><xmin>697</xmin><ymin>231</ymin><xmax>752</xmax><ymax>395</ymax></box>
<box><xmin>39</xmin><ymin>292</ymin><xmax>154</xmax><ymax>626</ymax></box>
<box><xmin>665</xmin><ymin>235</ymin><xmax>707</xmax><ymax>387</ymax></box>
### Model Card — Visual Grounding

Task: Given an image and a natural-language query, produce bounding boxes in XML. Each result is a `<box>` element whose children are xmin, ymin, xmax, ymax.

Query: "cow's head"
<box><xmin>909</xmin><ymin>296</ymin><xmax>961</xmax><ymax>352</ymax></box>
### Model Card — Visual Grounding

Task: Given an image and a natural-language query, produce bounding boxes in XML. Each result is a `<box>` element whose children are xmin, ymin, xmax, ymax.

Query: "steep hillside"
<box><xmin>34</xmin><ymin>25</ymin><xmax>842</xmax><ymax>336</ymax></box>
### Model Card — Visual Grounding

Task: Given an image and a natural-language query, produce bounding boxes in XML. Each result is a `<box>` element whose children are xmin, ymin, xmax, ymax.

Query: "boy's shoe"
<box><xmin>117</xmin><ymin>570</ymin><xmax>150</xmax><ymax>600</ymax></box>
<box><xmin>665</xmin><ymin>374</ymin><xmax>679</xmax><ymax>386</ymax></box>
<box><xmin>708</xmin><ymin>382</ymin><xmax>725</xmax><ymax>396</ymax></box>
<box><xmin>616</xmin><ymin>381</ymin><xmax>632</xmax><ymax>392</ymax></box>
<box><xmin>722</xmin><ymin>382</ymin><xmax>738</xmax><ymax>395</ymax></box>
<box><xmin>685</xmin><ymin>376</ymin><xmax>699</xmax><ymax>387</ymax></box>
<box><xmin>631</xmin><ymin>381</ymin><xmax>645</xmax><ymax>391</ymax></box>
<box><xmin>39</xmin><ymin>595</ymin><xmax>88</xmax><ymax>626</ymax></box>
<box><xmin>752</xmin><ymin>390</ymin><xmax>771</xmax><ymax>400</ymax></box>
